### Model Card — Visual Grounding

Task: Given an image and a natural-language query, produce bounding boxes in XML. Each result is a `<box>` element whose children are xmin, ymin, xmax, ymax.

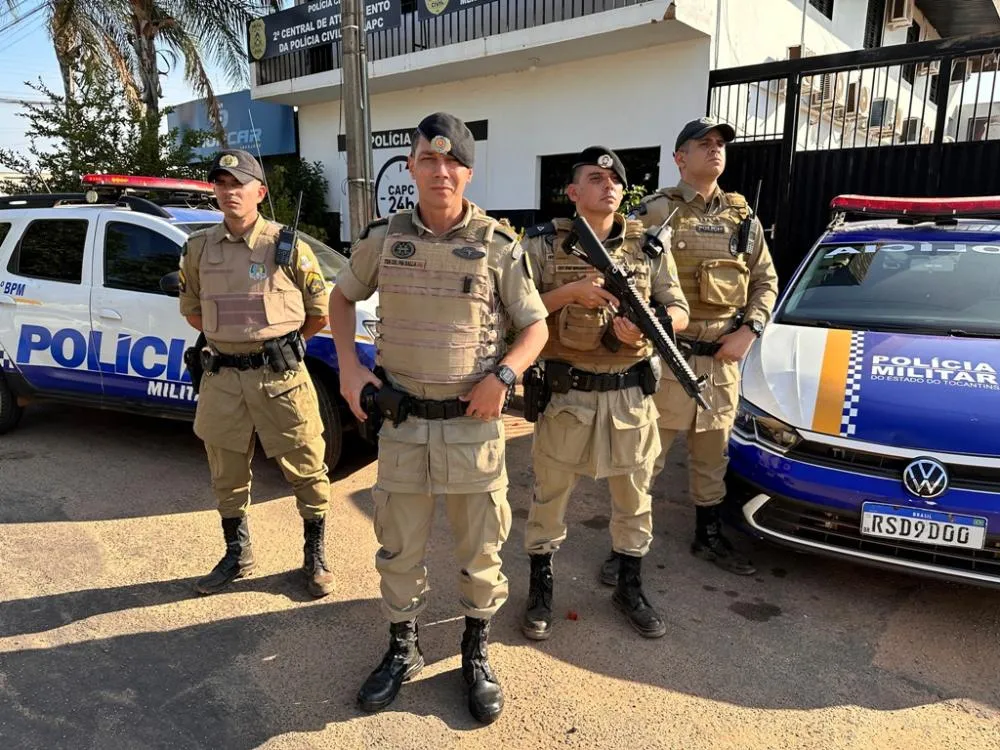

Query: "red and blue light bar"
<box><xmin>82</xmin><ymin>173</ymin><xmax>214</xmax><ymax>194</ymax></box>
<box><xmin>831</xmin><ymin>194</ymin><xmax>1000</xmax><ymax>217</ymax></box>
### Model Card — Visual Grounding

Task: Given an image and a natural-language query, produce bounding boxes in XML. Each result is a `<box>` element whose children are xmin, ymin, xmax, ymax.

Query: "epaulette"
<box><xmin>725</xmin><ymin>192</ymin><xmax>752</xmax><ymax>220</ymax></box>
<box><xmin>359</xmin><ymin>216</ymin><xmax>389</xmax><ymax>240</ymax></box>
<box><xmin>187</xmin><ymin>226</ymin><xmax>212</xmax><ymax>240</ymax></box>
<box><xmin>624</xmin><ymin>217</ymin><xmax>646</xmax><ymax>239</ymax></box>
<box><xmin>524</xmin><ymin>221</ymin><xmax>555</xmax><ymax>239</ymax></box>
<box><xmin>493</xmin><ymin>220</ymin><xmax>518</xmax><ymax>243</ymax></box>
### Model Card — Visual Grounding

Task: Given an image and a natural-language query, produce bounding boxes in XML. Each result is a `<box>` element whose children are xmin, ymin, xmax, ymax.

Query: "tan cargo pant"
<box><xmin>652</xmin><ymin>427</ymin><xmax>728</xmax><ymax>506</ymax></box>
<box><xmin>525</xmin><ymin>460</ymin><xmax>655</xmax><ymax>556</ymax></box>
<box><xmin>372</xmin><ymin>486</ymin><xmax>512</xmax><ymax>623</ymax></box>
<box><xmin>206</xmin><ymin>434</ymin><xmax>330</xmax><ymax>519</ymax></box>
<box><xmin>195</xmin><ymin>365</ymin><xmax>330</xmax><ymax>519</ymax></box>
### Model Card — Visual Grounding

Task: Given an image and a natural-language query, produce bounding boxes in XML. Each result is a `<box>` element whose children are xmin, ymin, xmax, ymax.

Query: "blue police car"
<box><xmin>0</xmin><ymin>174</ymin><xmax>377</xmax><ymax>470</ymax></box>
<box><xmin>727</xmin><ymin>194</ymin><xmax>1000</xmax><ymax>588</ymax></box>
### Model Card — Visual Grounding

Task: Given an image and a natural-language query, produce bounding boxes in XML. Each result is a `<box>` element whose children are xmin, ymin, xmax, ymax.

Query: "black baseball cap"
<box><xmin>674</xmin><ymin>117</ymin><xmax>736</xmax><ymax>152</ymax></box>
<box><xmin>571</xmin><ymin>146</ymin><xmax>627</xmax><ymax>186</ymax></box>
<box><xmin>207</xmin><ymin>149</ymin><xmax>266</xmax><ymax>185</ymax></box>
<box><xmin>415</xmin><ymin>112</ymin><xmax>475</xmax><ymax>168</ymax></box>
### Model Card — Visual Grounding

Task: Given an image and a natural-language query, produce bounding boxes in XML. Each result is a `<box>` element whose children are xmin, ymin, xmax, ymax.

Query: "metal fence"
<box><xmin>257</xmin><ymin>0</ymin><xmax>644</xmax><ymax>85</ymax></box>
<box><xmin>707</xmin><ymin>32</ymin><xmax>1000</xmax><ymax>285</ymax></box>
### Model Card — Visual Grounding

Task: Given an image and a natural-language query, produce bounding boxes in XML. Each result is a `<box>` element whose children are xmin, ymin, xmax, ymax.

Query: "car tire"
<box><xmin>310</xmin><ymin>368</ymin><xmax>343</xmax><ymax>473</ymax></box>
<box><xmin>0</xmin><ymin>373</ymin><xmax>23</xmax><ymax>434</ymax></box>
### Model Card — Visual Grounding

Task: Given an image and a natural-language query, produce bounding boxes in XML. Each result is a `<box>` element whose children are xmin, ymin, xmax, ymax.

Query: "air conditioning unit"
<box><xmin>886</xmin><ymin>0</ymin><xmax>915</xmax><ymax>30</ymax></box>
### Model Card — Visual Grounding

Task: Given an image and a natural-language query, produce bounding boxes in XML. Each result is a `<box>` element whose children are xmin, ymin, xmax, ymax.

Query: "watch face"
<box><xmin>495</xmin><ymin>365</ymin><xmax>515</xmax><ymax>385</ymax></box>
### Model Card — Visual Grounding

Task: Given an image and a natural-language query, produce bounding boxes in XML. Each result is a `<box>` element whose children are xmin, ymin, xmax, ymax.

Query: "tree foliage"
<box><xmin>261</xmin><ymin>157</ymin><xmax>333</xmax><ymax>242</ymax></box>
<box><xmin>0</xmin><ymin>74</ymin><xmax>211</xmax><ymax>194</ymax></box>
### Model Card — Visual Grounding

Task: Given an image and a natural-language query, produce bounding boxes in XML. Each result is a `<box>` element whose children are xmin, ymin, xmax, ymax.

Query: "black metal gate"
<box><xmin>709</xmin><ymin>32</ymin><xmax>1000</xmax><ymax>284</ymax></box>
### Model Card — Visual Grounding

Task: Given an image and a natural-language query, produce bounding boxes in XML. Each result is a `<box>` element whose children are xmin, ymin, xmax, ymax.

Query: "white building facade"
<box><xmin>250</xmin><ymin>0</ymin><xmax>998</xmax><ymax>244</ymax></box>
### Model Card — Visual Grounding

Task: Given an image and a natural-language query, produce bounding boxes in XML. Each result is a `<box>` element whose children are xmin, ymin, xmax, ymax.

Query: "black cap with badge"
<box><xmin>416</xmin><ymin>112</ymin><xmax>475</xmax><ymax>168</ymax></box>
<box><xmin>571</xmin><ymin>145</ymin><xmax>627</xmax><ymax>186</ymax></box>
<box><xmin>207</xmin><ymin>149</ymin><xmax>266</xmax><ymax>185</ymax></box>
<box><xmin>674</xmin><ymin>117</ymin><xmax>736</xmax><ymax>153</ymax></box>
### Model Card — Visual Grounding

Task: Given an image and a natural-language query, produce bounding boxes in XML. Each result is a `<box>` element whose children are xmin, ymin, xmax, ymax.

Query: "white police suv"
<box><xmin>0</xmin><ymin>174</ymin><xmax>377</xmax><ymax>470</ymax></box>
<box><xmin>727</xmin><ymin>194</ymin><xmax>1000</xmax><ymax>588</ymax></box>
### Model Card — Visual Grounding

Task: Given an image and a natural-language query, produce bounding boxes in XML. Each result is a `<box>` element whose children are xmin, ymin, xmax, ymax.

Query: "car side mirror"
<box><xmin>159</xmin><ymin>271</ymin><xmax>181</xmax><ymax>297</ymax></box>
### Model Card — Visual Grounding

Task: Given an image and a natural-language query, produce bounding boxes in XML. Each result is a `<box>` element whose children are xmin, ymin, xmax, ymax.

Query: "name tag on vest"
<box><xmin>383</xmin><ymin>257</ymin><xmax>427</xmax><ymax>269</ymax></box>
<box><xmin>695</xmin><ymin>224</ymin><xmax>726</xmax><ymax>234</ymax></box>
<box><xmin>555</xmin><ymin>263</ymin><xmax>591</xmax><ymax>273</ymax></box>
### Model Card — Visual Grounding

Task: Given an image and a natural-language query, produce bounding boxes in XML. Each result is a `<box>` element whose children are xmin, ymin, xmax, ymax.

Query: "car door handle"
<box><xmin>0</xmin><ymin>295</ymin><xmax>14</xmax><ymax>306</ymax></box>
<box><xmin>99</xmin><ymin>308</ymin><xmax>123</xmax><ymax>321</ymax></box>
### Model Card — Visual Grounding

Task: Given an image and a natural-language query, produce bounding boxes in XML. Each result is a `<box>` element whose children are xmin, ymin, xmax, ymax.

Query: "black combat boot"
<box><xmin>691</xmin><ymin>504</ymin><xmax>757</xmax><ymax>576</ymax></box>
<box><xmin>521</xmin><ymin>553</ymin><xmax>553</xmax><ymax>640</ymax></box>
<box><xmin>302</xmin><ymin>517</ymin><xmax>335</xmax><ymax>597</ymax></box>
<box><xmin>195</xmin><ymin>516</ymin><xmax>256</xmax><ymax>595</ymax></box>
<box><xmin>599</xmin><ymin>550</ymin><xmax>618</xmax><ymax>586</ymax></box>
<box><xmin>461</xmin><ymin>617</ymin><xmax>504</xmax><ymax>724</ymax></box>
<box><xmin>357</xmin><ymin>621</ymin><xmax>425</xmax><ymax>712</ymax></box>
<box><xmin>611</xmin><ymin>553</ymin><xmax>667</xmax><ymax>638</ymax></box>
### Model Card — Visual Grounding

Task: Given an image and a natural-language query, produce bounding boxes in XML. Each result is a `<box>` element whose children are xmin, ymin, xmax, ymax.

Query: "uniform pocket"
<box><xmin>609</xmin><ymin>390</ymin><xmax>658</xmax><ymax>468</ymax></box>
<box><xmin>202</xmin><ymin>299</ymin><xmax>219</xmax><ymax>333</ymax></box>
<box><xmin>537</xmin><ymin>403</ymin><xmax>595</xmax><ymax>465</ymax></box>
<box><xmin>482</xmin><ymin>489</ymin><xmax>513</xmax><ymax>554</ymax></box>
<box><xmin>698</xmin><ymin>258</ymin><xmax>749</xmax><ymax>307</ymax></box>
<box><xmin>262</xmin><ymin>370</ymin><xmax>316</xmax><ymax>428</ymax></box>
<box><xmin>263</xmin><ymin>290</ymin><xmax>302</xmax><ymax>325</ymax></box>
<box><xmin>557</xmin><ymin>304</ymin><xmax>608</xmax><ymax>351</ymax></box>
<box><xmin>442</xmin><ymin>419</ymin><xmax>504</xmax><ymax>485</ymax></box>
<box><xmin>378</xmin><ymin>419</ymin><xmax>430</xmax><ymax>485</ymax></box>
<box><xmin>710</xmin><ymin>359</ymin><xmax>740</xmax><ymax>415</ymax></box>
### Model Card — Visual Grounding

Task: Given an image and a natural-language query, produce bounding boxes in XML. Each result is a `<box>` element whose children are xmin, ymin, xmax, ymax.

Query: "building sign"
<box><xmin>417</xmin><ymin>0</ymin><xmax>492</xmax><ymax>21</ymax></box>
<box><xmin>167</xmin><ymin>89</ymin><xmax>297</xmax><ymax>160</ymax></box>
<box><xmin>337</xmin><ymin>121</ymin><xmax>489</xmax><ymax>239</ymax></box>
<box><xmin>248</xmin><ymin>0</ymin><xmax>401</xmax><ymax>61</ymax></box>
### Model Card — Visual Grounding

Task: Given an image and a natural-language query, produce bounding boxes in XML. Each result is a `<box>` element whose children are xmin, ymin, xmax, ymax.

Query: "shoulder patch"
<box><xmin>726</xmin><ymin>192</ymin><xmax>748</xmax><ymax>209</ymax></box>
<box><xmin>359</xmin><ymin>217</ymin><xmax>389</xmax><ymax>240</ymax></box>
<box><xmin>624</xmin><ymin>218</ymin><xmax>646</xmax><ymax>239</ymax></box>
<box><xmin>525</xmin><ymin>221</ymin><xmax>555</xmax><ymax>239</ymax></box>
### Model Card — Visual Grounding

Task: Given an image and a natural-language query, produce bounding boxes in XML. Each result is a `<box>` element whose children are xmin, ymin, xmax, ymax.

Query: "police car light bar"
<box><xmin>831</xmin><ymin>194</ymin><xmax>1000</xmax><ymax>217</ymax></box>
<box><xmin>81</xmin><ymin>174</ymin><xmax>214</xmax><ymax>194</ymax></box>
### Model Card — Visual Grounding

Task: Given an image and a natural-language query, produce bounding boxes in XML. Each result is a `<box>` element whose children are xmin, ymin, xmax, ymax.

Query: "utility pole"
<box><xmin>342</xmin><ymin>0</ymin><xmax>375</xmax><ymax>243</ymax></box>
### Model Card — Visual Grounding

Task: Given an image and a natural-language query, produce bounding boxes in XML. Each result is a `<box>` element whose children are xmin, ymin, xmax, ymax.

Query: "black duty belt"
<box><xmin>677</xmin><ymin>338</ymin><xmax>721</xmax><ymax>357</ymax></box>
<box><xmin>217</xmin><ymin>351</ymin><xmax>268</xmax><ymax>370</ymax></box>
<box><xmin>545</xmin><ymin>361</ymin><xmax>646</xmax><ymax>393</ymax></box>
<box><xmin>407</xmin><ymin>397</ymin><xmax>468</xmax><ymax>420</ymax></box>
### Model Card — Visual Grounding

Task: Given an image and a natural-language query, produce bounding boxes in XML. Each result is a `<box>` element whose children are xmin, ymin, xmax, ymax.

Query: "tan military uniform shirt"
<box><xmin>522</xmin><ymin>213</ymin><xmax>688</xmax><ymax>478</ymax></box>
<box><xmin>634</xmin><ymin>181</ymin><xmax>778</xmax><ymax>431</ymax></box>
<box><xmin>179</xmin><ymin>214</ymin><xmax>329</xmax><ymax>355</ymax></box>
<box><xmin>336</xmin><ymin>200</ymin><xmax>548</xmax><ymax>495</ymax></box>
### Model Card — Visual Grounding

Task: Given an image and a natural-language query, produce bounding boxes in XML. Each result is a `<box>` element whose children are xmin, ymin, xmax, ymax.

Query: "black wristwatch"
<box><xmin>743</xmin><ymin>319</ymin><xmax>764</xmax><ymax>338</ymax></box>
<box><xmin>492</xmin><ymin>364</ymin><xmax>516</xmax><ymax>387</ymax></box>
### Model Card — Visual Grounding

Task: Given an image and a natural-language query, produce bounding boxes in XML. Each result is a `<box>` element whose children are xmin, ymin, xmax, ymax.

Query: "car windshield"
<box><xmin>173</xmin><ymin>223</ymin><xmax>347</xmax><ymax>282</ymax></box>
<box><xmin>778</xmin><ymin>238</ymin><xmax>1000</xmax><ymax>336</ymax></box>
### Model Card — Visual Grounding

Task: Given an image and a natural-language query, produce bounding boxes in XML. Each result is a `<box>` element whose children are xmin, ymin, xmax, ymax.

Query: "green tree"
<box><xmin>1</xmin><ymin>1</ymin><xmax>279</xmax><ymax>131</ymax></box>
<box><xmin>0</xmin><ymin>73</ymin><xmax>211</xmax><ymax>194</ymax></box>
<box><xmin>261</xmin><ymin>156</ymin><xmax>333</xmax><ymax>242</ymax></box>
<box><xmin>618</xmin><ymin>183</ymin><xmax>647</xmax><ymax>217</ymax></box>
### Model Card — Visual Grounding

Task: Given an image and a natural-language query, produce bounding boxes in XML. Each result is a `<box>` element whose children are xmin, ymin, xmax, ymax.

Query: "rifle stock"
<box><xmin>563</xmin><ymin>216</ymin><xmax>710</xmax><ymax>409</ymax></box>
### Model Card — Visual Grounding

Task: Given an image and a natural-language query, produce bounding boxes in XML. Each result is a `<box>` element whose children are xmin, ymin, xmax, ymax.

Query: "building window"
<box><xmin>863</xmin><ymin>0</ymin><xmax>885</xmax><ymax>49</ymax></box>
<box><xmin>809</xmin><ymin>0</ymin><xmax>834</xmax><ymax>20</ymax></box>
<box><xmin>901</xmin><ymin>117</ymin><xmax>921</xmax><ymax>142</ymax></box>
<box><xmin>6</xmin><ymin>219</ymin><xmax>87</xmax><ymax>284</ymax></box>
<box><xmin>967</xmin><ymin>116</ymin><xmax>998</xmax><ymax>141</ymax></box>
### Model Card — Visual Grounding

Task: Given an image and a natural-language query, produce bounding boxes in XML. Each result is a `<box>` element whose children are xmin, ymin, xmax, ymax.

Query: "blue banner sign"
<box><xmin>167</xmin><ymin>89</ymin><xmax>296</xmax><ymax>160</ymax></box>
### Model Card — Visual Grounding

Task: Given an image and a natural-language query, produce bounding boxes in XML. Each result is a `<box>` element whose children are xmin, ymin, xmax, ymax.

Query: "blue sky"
<box><xmin>0</xmin><ymin>4</ymin><xmax>257</xmax><ymax>162</ymax></box>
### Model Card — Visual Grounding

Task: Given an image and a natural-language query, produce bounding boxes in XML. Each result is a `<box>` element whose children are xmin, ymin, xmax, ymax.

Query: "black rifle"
<box><xmin>562</xmin><ymin>216</ymin><xmax>710</xmax><ymax>409</ymax></box>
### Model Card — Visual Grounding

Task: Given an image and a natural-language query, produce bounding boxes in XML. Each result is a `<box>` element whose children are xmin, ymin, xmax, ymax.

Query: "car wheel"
<box><xmin>310</xmin><ymin>368</ymin><xmax>343</xmax><ymax>472</ymax></box>
<box><xmin>0</xmin><ymin>373</ymin><xmax>23</xmax><ymax>434</ymax></box>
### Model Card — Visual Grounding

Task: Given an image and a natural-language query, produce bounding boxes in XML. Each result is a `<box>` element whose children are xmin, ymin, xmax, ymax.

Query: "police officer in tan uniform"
<box><xmin>518</xmin><ymin>147</ymin><xmax>689</xmax><ymax>641</ymax></box>
<box><xmin>623</xmin><ymin>118</ymin><xmax>779</xmax><ymax>576</ymax></box>
<box><xmin>179</xmin><ymin>149</ymin><xmax>335</xmax><ymax>598</ymax></box>
<box><xmin>329</xmin><ymin>113</ymin><xmax>548</xmax><ymax>724</ymax></box>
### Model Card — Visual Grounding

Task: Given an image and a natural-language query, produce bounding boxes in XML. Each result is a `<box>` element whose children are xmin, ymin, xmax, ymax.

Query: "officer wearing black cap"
<box><xmin>517</xmin><ymin>146</ymin><xmax>690</xmax><ymax>641</ymax></box>
<box><xmin>178</xmin><ymin>147</ymin><xmax>336</xmax><ymax>599</ymax></box>
<box><xmin>616</xmin><ymin>117</ymin><xmax>778</xmax><ymax>578</ymax></box>
<box><xmin>329</xmin><ymin>112</ymin><xmax>549</xmax><ymax>723</ymax></box>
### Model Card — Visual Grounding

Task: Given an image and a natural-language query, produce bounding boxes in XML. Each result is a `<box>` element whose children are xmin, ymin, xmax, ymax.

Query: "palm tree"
<box><xmin>2</xmin><ymin>0</ymin><xmax>280</xmax><ymax>127</ymax></box>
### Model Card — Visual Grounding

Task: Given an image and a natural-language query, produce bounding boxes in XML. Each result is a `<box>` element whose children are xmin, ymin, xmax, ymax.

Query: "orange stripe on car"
<box><xmin>812</xmin><ymin>328</ymin><xmax>852</xmax><ymax>435</ymax></box>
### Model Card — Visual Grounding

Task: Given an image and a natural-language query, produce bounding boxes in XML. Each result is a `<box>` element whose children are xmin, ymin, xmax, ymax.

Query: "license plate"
<box><xmin>860</xmin><ymin>503</ymin><xmax>987</xmax><ymax>550</ymax></box>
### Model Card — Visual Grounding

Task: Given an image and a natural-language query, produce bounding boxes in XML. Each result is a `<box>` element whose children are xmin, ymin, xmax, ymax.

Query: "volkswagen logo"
<box><xmin>902</xmin><ymin>457</ymin><xmax>949</xmax><ymax>499</ymax></box>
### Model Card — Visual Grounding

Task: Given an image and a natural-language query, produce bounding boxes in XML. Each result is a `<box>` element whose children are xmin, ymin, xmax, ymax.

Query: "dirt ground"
<box><xmin>1</xmin><ymin>402</ymin><xmax>998</xmax><ymax>750</ymax></box>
